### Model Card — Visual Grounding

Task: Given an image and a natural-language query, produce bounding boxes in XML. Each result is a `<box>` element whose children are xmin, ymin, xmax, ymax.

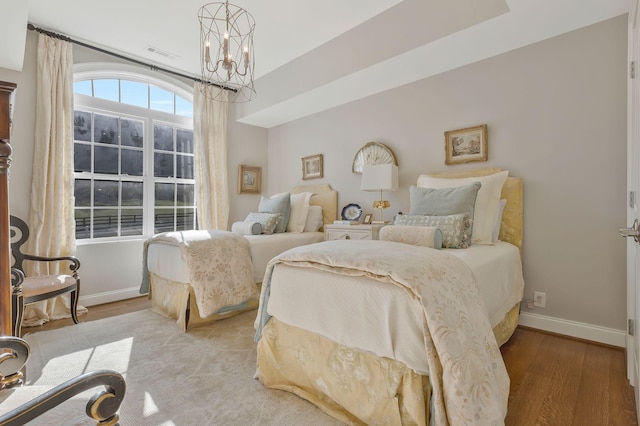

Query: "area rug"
<box><xmin>19</xmin><ymin>309</ymin><xmax>343</xmax><ymax>425</ymax></box>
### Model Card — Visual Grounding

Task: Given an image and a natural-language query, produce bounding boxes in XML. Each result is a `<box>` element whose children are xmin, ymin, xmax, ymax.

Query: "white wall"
<box><xmin>0</xmin><ymin>30</ymin><xmax>268</xmax><ymax>306</ymax></box>
<box><xmin>265</xmin><ymin>16</ymin><xmax>628</xmax><ymax>337</ymax></box>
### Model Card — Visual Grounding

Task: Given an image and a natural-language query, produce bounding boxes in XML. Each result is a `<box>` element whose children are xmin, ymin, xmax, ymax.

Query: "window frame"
<box><xmin>73</xmin><ymin>63</ymin><xmax>195</xmax><ymax>244</ymax></box>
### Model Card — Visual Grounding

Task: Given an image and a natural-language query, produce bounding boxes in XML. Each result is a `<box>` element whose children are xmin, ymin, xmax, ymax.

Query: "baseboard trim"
<box><xmin>519</xmin><ymin>312</ymin><xmax>626</xmax><ymax>348</ymax></box>
<box><xmin>79</xmin><ymin>287</ymin><xmax>144</xmax><ymax>307</ymax></box>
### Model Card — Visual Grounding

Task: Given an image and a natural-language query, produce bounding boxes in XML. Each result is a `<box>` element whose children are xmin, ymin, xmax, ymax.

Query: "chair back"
<box><xmin>9</xmin><ymin>216</ymin><xmax>29</xmax><ymax>277</ymax></box>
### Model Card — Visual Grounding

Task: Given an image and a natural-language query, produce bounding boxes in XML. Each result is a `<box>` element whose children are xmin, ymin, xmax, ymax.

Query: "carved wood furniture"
<box><xmin>0</xmin><ymin>336</ymin><xmax>126</xmax><ymax>425</ymax></box>
<box><xmin>10</xmin><ymin>216</ymin><xmax>80</xmax><ymax>336</ymax></box>
<box><xmin>0</xmin><ymin>81</ymin><xmax>16</xmax><ymax>337</ymax></box>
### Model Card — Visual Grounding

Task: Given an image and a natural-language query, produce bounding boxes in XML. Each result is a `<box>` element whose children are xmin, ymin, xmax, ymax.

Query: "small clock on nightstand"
<box><xmin>340</xmin><ymin>203</ymin><xmax>363</xmax><ymax>222</ymax></box>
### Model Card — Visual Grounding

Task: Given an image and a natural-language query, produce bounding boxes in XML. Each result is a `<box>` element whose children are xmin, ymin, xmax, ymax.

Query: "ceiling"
<box><xmin>1</xmin><ymin>0</ymin><xmax>631</xmax><ymax>128</ymax></box>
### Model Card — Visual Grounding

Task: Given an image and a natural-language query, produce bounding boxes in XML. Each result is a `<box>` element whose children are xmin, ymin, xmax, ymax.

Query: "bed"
<box><xmin>254</xmin><ymin>168</ymin><xmax>524</xmax><ymax>425</ymax></box>
<box><xmin>141</xmin><ymin>183</ymin><xmax>337</xmax><ymax>331</ymax></box>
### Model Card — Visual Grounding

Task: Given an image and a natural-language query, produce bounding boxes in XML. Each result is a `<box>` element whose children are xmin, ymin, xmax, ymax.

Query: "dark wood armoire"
<box><xmin>0</xmin><ymin>81</ymin><xmax>16</xmax><ymax>336</ymax></box>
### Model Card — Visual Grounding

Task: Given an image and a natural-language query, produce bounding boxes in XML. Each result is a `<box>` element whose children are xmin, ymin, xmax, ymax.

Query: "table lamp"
<box><xmin>360</xmin><ymin>164</ymin><xmax>398</xmax><ymax>223</ymax></box>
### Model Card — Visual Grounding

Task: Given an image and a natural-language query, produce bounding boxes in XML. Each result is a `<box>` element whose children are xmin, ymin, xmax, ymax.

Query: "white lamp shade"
<box><xmin>360</xmin><ymin>164</ymin><xmax>399</xmax><ymax>192</ymax></box>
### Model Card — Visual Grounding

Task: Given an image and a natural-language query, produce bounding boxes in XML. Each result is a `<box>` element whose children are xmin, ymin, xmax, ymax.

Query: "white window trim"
<box><xmin>73</xmin><ymin>63</ymin><xmax>195</xmax><ymax>245</ymax></box>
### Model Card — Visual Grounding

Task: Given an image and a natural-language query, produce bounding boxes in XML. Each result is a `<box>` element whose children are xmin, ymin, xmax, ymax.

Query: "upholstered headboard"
<box><xmin>291</xmin><ymin>183</ymin><xmax>338</xmax><ymax>231</ymax></box>
<box><xmin>426</xmin><ymin>168</ymin><xmax>523</xmax><ymax>249</ymax></box>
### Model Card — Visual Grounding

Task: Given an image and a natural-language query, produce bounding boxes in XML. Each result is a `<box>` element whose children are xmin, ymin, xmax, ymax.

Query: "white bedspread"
<box><xmin>146</xmin><ymin>231</ymin><xmax>324</xmax><ymax>284</ymax></box>
<box><xmin>255</xmin><ymin>240</ymin><xmax>510</xmax><ymax>425</ymax></box>
<box><xmin>141</xmin><ymin>230</ymin><xmax>257</xmax><ymax>317</ymax></box>
<box><xmin>265</xmin><ymin>241</ymin><xmax>523</xmax><ymax>375</ymax></box>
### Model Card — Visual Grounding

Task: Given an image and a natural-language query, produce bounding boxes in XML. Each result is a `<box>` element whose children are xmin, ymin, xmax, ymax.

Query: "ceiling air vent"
<box><xmin>145</xmin><ymin>45</ymin><xmax>179</xmax><ymax>60</ymax></box>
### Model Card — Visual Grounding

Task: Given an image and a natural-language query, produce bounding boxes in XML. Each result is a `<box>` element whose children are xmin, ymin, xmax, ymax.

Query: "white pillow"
<box><xmin>231</xmin><ymin>221</ymin><xmax>262</xmax><ymax>235</ymax></box>
<box><xmin>379</xmin><ymin>225</ymin><xmax>443</xmax><ymax>249</ymax></box>
<box><xmin>492</xmin><ymin>199</ymin><xmax>507</xmax><ymax>242</ymax></box>
<box><xmin>303</xmin><ymin>205</ymin><xmax>324</xmax><ymax>232</ymax></box>
<box><xmin>245</xmin><ymin>212</ymin><xmax>280</xmax><ymax>235</ymax></box>
<box><xmin>417</xmin><ymin>170</ymin><xmax>508</xmax><ymax>244</ymax></box>
<box><xmin>287</xmin><ymin>192</ymin><xmax>313</xmax><ymax>233</ymax></box>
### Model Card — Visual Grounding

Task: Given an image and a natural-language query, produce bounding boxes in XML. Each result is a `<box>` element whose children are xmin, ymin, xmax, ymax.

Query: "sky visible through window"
<box><xmin>74</xmin><ymin>79</ymin><xmax>193</xmax><ymax>117</ymax></box>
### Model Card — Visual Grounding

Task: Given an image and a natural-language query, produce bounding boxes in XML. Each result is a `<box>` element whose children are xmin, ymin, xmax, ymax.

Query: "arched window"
<box><xmin>73</xmin><ymin>64</ymin><xmax>195</xmax><ymax>241</ymax></box>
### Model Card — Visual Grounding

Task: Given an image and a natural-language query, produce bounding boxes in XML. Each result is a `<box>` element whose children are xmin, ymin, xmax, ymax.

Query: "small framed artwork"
<box><xmin>362</xmin><ymin>213</ymin><xmax>373</xmax><ymax>225</ymax></box>
<box><xmin>445</xmin><ymin>124</ymin><xmax>488</xmax><ymax>165</ymax></box>
<box><xmin>238</xmin><ymin>164</ymin><xmax>261</xmax><ymax>194</ymax></box>
<box><xmin>302</xmin><ymin>154</ymin><xmax>323</xmax><ymax>180</ymax></box>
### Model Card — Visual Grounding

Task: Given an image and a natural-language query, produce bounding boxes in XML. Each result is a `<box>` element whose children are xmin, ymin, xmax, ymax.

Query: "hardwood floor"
<box><xmin>501</xmin><ymin>327</ymin><xmax>637</xmax><ymax>425</ymax></box>
<box><xmin>23</xmin><ymin>296</ymin><xmax>151</xmax><ymax>334</ymax></box>
<box><xmin>25</xmin><ymin>299</ymin><xmax>639</xmax><ymax>425</ymax></box>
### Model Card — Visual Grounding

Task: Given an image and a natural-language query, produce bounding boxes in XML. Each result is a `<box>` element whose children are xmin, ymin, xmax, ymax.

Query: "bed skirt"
<box><xmin>257</xmin><ymin>302</ymin><xmax>520</xmax><ymax>425</ymax></box>
<box><xmin>148</xmin><ymin>272</ymin><xmax>258</xmax><ymax>331</ymax></box>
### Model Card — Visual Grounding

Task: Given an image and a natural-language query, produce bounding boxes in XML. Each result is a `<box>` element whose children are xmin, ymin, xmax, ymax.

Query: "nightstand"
<box><xmin>324</xmin><ymin>223</ymin><xmax>385</xmax><ymax>241</ymax></box>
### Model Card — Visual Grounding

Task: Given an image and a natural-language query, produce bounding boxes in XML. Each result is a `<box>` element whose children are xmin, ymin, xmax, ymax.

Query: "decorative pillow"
<box><xmin>245</xmin><ymin>212</ymin><xmax>280</xmax><ymax>235</ymax></box>
<box><xmin>417</xmin><ymin>170</ymin><xmax>508</xmax><ymax>244</ymax></box>
<box><xmin>259</xmin><ymin>192</ymin><xmax>290</xmax><ymax>233</ymax></box>
<box><xmin>379</xmin><ymin>225</ymin><xmax>443</xmax><ymax>249</ymax></box>
<box><xmin>409</xmin><ymin>182</ymin><xmax>480</xmax><ymax>243</ymax></box>
<box><xmin>303</xmin><ymin>205</ymin><xmax>324</xmax><ymax>232</ymax></box>
<box><xmin>287</xmin><ymin>192</ymin><xmax>313</xmax><ymax>233</ymax></box>
<box><xmin>393</xmin><ymin>213</ymin><xmax>471</xmax><ymax>249</ymax></box>
<box><xmin>492</xmin><ymin>199</ymin><xmax>507</xmax><ymax>242</ymax></box>
<box><xmin>231</xmin><ymin>221</ymin><xmax>262</xmax><ymax>235</ymax></box>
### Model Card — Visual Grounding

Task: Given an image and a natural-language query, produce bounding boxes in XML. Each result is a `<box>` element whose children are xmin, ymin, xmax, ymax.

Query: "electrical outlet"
<box><xmin>533</xmin><ymin>291</ymin><xmax>546</xmax><ymax>308</ymax></box>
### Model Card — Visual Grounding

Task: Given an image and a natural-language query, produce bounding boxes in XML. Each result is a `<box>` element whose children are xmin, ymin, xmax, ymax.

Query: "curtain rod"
<box><xmin>27</xmin><ymin>23</ymin><xmax>235</xmax><ymax>92</ymax></box>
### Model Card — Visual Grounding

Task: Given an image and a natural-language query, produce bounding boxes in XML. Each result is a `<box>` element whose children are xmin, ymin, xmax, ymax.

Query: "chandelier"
<box><xmin>198</xmin><ymin>1</ymin><xmax>256</xmax><ymax>102</ymax></box>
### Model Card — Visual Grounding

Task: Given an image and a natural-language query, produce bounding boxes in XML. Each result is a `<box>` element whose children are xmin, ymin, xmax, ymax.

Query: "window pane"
<box><xmin>94</xmin><ymin>180</ymin><xmax>119</xmax><ymax>206</ymax></box>
<box><xmin>94</xmin><ymin>146</ymin><xmax>119</xmax><ymax>174</ymax></box>
<box><xmin>175</xmin><ymin>96</ymin><xmax>192</xmax><ymax>118</ymax></box>
<box><xmin>176</xmin><ymin>154</ymin><xmax>193</xmax><ymax>179</ymax></box>
<box><xmin>121</xmin><ymin>148</ymin><xmax>143</xmax><ymax>176</ymax></box>
<box><xmin>94</xmin><ymin>114</ymin><xmax>119</xmax><ymax>145</ymax></box>
<box><xmin>155</xmin><ymin>183</ymin><xmax>174</xmax><ymax>206</ymax></box>
<box><xmin>74</xmin><ymin>179</ymin><xmax>91</xmax><ymax>207</ymax></box>
<box><xmin>74</xmin><ymin>111</ymin><xmax>92</xmax><ymax>141</ymax></box>
<box><xmin>176</xmin><ymin>184</ymin><xmax>194</xmax><ymax>206</ymax></box>
<box><xmin>122</xmin><ymin>181</ymin><xmax>143</xmax><ymax>207</ymax></box>
<box><xmin>154</xmin><ymin>152</ymin><xmax>174</xmax><ymax>177</ymax></box>
<box><xmin>154</xmin><ymin>208</ymin><xmax>174</xmax><ymax>233</ymax></box>
<box><xmin>121</xmin><ymin>208</ymin><xmax>143</xmax><ymax>236</ymax></box>
<box><xmin>176</xmin><ymin>208</ymin><xmax>195</xmax><ymax>231</ymax></box>
<box><xmin>93</xmin><ymin>79</ymin><xmax>119</xmax><ymax>102</ymax></box>
<box><xmin>176</xmin><ymin>129</ymin><xmax>193</xmax><ymax>153</ymax></box>
<box><xmin>154</xmin><ymin>125</ymin><xmax>173</xmax><ymax>151</ymax></box>
<box><xmin>74</xmin><ymin>143</ymin><xmax>91</xmax><ymax>172</ymax></box>
<box><xmin>75</xmin><ymin>209</ymin><xmax>91</xmax><ymax>239</ymax></box>
<box><xmin>121</xmin><ymin>80</ymin><xmax>148</xmax><ymax>108</ymax></box>
<box><xmin>121</xmin><ymin>118</ymin><xmax>144</xmax><ymax>148</ymax></box>
<box><xmin>74</xmin><ymin>80</ymin><xmax>92</xmax><ymax>97</ymax></box>
<box><xmin>150</xmin><ymin>85</ymin><xmax>174</xmax><ymax>113</ymax></box>
<box><xmin>93</xmin><ymin>209</ymin><xmax>118</xmax><ymax>238</ymax></box>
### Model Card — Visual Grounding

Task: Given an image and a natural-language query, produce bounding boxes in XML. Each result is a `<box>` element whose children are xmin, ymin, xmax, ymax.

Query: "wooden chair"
<box><xmin>9</xmin><ymin>216</ymin><xmax>80</xmax><ymax>336</ymax></box>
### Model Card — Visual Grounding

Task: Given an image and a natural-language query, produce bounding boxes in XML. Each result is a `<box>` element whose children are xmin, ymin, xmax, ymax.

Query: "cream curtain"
<box><xmin>193</xmin><ymin>83</ymin><xmax>230</xmax><ymax>230</ymax></box>
<box><xmin>23</xmin><ymin>34</ymin><xmax>87</xmax><ymax>327</ymax></box>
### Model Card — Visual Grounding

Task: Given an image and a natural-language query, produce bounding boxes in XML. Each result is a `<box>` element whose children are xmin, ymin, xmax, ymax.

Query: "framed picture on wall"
<box><xmin>444</xmin><ymin>124</ymin><xmax>488</xmax><ymax>165</ymax></box>
<box><xmin>238</xmin><ymin>165</ymin><xmax>262</xmax><ymax>194</ymax></box>
<box><xmin>302</xmin><ymin>154</ymin><xmax>323</xmax><ymax>180</ymax></box>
